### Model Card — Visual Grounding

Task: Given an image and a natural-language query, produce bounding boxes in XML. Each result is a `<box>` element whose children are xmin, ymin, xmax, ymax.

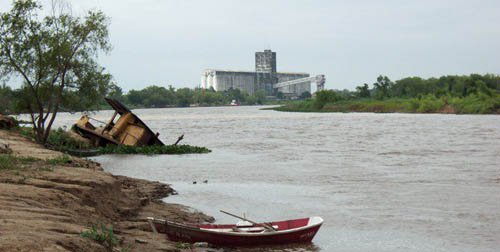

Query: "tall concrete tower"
<box><xmin>255</xmin><ymin>50</ymin><xmax>277</xmax><ymax>94</ymax></box>
<box><xmin>255</xmin><ymin>50</ymin><xmax>276</xmax><ymax>73</ymax></box>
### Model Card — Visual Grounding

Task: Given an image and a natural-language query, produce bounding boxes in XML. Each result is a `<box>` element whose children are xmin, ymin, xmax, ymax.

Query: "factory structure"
<box><xmin>201</xmin><ymin>50</ymin><xmax>325</xmax><ymax>97</ymax></box>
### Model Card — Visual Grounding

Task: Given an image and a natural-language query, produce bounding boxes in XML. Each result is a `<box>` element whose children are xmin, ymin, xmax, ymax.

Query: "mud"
<box><xmin>0</xmin><ymin>129</ymin><xmax>213</xmax><ymax>252</ymax></box>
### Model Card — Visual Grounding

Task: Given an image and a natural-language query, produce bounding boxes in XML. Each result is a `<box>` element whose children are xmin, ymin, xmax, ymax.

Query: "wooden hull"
<box><xmin>75</xmin><ymin>98</ymin><xmax>164</xmax><ymax>147</ymax></box>
<box><xmin>151</xmin><ymin>217</ymin><xmax>323</xmax><ymax>247</ymax></box>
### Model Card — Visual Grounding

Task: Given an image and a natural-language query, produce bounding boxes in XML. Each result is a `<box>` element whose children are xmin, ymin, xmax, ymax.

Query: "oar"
<box><xmin>220</xmin><ymin>210</ymin><xmax>277</xmax><ymax>231</ymax></box>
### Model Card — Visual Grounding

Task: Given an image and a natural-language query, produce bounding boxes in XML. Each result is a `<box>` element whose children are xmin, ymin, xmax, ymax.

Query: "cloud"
<box><xmin>2</xmin><ymin>0</ymin><xmax>500</xmax><ymax>91</ymax></box>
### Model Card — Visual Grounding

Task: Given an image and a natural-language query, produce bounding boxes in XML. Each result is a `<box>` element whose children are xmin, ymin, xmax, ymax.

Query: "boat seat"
<box><xmin>201</xmin><ymin>225</ymin><xmax>278</xmax><ymax>233</ymax></box>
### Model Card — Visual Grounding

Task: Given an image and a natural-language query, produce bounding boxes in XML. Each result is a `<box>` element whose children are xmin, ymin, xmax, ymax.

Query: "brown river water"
<box><xmin>46</xmin><ymin>105</ymin><xmax>499</xmax><ymax>252</ymax></box>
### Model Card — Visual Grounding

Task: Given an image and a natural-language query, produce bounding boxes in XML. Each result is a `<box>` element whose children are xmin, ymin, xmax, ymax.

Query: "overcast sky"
<box><xmin>2</xmin><ymin>0</ymin><xmax>500</xmax><ymax>92</ymax></box>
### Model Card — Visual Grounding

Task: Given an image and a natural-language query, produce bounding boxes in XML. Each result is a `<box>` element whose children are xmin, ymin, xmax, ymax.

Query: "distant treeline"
<box><xmin>2</xmin><ymin>73</ymin><xmax>499</xmax><ymax>114</ymax></box>
<box><xmin>276</xmin><ymin>73</ymin><xmax>500</xmax><ymax>114</ymax></box>
<box><xmin>112</xmin><ymin>86</ymin><xmax>273</xmax><ymax>108</ymax></box>
<box><xmin>1</xmin><ymin>82</ymin><xmax>307</xmax><ymax>113</ymax></box>
<box><xmin>344</xmin><ymin>73</ymin><xmax>500</xmax><ymax>100</ymax></box>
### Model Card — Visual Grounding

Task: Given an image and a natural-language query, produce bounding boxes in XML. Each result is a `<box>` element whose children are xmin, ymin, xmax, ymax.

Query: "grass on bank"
<box><xmin>0</xmin><ymin>154</ymin><xmax>20</xmax><ymax>170</ymax></box>
<box><xmin>270</xmin><ymin>95</ymin><xmax>500</xmax><ymax>114</ymax></box>
<box><xmin>270</xmin><ymin>98</ymin><xmax>407</xmax><ymax>113</ymax></box>
<box><xmin>0</xmin><ymin>153</ymin><xmax>70</xmax><ymax>171</ymax></box>
<box><xmin>0</xmin><ymin>154</ymin><xmax>43</xmax><ymax>171</ymax></box>
<box><xmin>45</xmin><ymin>155</ymin><xmax>72</xmax><ymax>165</ymax></box>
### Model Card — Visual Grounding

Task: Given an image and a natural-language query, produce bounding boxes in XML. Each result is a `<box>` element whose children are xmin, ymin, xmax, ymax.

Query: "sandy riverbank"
<box><xmin>0</xmin><ymin>129</ymin><xmax>214</xmax><ymax>251</ymax></box>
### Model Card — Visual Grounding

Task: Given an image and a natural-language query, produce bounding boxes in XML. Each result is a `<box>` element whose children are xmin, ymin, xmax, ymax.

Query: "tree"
<box><xmin>176</xmin><ymin>88</ymin><xmax>193</xmax><ymax>107</ymax></box>
<box><xmin>355</xmin><ymin>83</ymin><xmax>370</xmax><ymax>98</ymax></box>
<box><xmin>246</xmin><ymin>95</ymin><xmax>257</xmax><ymax>105</ymax></box>
<box><xmin>255</xmin><ymin>90</ymin><xmax>267</xmax><ymax>104</ymax></box>
<box><xmin>337</xmin><ymin>89</ymin><xmax>356</xmax><ymax>99</ymax></box>
<box><xmin>108</xmin><ymin>83</ymin><xmax>124</xmax><ymax>101</ymax></box>
<box><xmin>373</xmin><ymin>75</ymin><xmax>393</xmax><ymax>99</ymax></box>
<box><xmin>0</xmin><ymin>0</ymin><xmax>112</xmax><ymax>143</ymax></box>
<box><xmin>298</xmin><ymin>91</ymin><xmax>311</xmax><ymax>99</ymax></box>
<box><xmin>315</xmin><ymin>89</ymin><xmax>343</xmax><ymax>109</ymax></box>
<box><xmin>224</xmin><ymin>87</ymin><xmax>245</xmax><ymax>103</ymax></box>
<box><xmin>276</xmin><ymin>91</ymin><xmax>285</xmax><ymax>99</ymax></box>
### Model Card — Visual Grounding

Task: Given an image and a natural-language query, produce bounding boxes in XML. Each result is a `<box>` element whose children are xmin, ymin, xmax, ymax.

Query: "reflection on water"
<box><xmin>44</xmin><ymin>106</ymin><xmax>500</xmax><ymax>252</ymax></box>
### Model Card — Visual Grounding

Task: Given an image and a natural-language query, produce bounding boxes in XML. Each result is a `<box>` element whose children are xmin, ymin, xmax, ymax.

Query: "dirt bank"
<box><xmin>0</xmin><ymin>129</ymin><xmax>214</xmax><ymax>252</ymax></box>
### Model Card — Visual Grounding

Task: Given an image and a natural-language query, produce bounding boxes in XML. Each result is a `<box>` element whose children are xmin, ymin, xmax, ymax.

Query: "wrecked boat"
<box><xmin>74</xmin><ymin>98</ymin><xmax>164</xmax><ymax>147</ymax></box>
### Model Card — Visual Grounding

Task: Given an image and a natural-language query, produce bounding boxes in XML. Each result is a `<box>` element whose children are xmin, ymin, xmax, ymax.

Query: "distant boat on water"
<box><xmin>230</xmin><ymin>100</ymin><xmax>241</xmax><ymax>106</ymax></box>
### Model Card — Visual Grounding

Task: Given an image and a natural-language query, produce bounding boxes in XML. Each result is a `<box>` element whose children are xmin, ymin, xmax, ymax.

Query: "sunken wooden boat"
<box><xmin>74</xmin><ymin>98</ymin><xmax>164</xmax><ymax>147</ymax></box>
<box><xmin>147</xmin><ymin>216</ymin><xmax>323</xmax><ymax>247</ymax></box>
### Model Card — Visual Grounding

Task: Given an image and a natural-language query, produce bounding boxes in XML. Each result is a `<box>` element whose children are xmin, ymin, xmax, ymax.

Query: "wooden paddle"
<box><xmin>220</xmin><ymin>210</ymin><xmax>277</xmax><ymax>231</ymax></box>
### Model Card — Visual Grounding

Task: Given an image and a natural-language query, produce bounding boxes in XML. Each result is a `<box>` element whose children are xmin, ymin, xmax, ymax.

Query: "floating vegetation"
<box><xmin>16</xmin><ymin>127</ymin><xmax>211</xmax><ymax>156</ymax></box>
<box><xmin>96</xmin><ymin>144</ymin><xmax>211</xmax><ymax>155</ymax></box>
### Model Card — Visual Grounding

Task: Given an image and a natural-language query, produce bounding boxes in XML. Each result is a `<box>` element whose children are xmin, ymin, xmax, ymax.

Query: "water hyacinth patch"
<box><xmin>96</xmin><ymin>144</ymin><xmax>211</xmax><ymax>155</ymax></box>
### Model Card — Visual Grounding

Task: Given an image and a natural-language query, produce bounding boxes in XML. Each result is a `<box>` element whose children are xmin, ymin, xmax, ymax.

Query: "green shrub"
<box><xmin>315</xmin><ymin>90</ymin><xmax>343</xmax><ymax>109</ymax></box>
<box><xmin>19</xmin><ymin>126</ymin><xmax>89</xmax><ymax>150</ymax></box>
<box><xmin>449</xmin><ymin>93</ymin><xmax>500</xmax><ymax>114</ymax></box>
<box><xmin>403</xmin><ymin>95</ymin><xmax>445</xmax><ymax>113</ymax></box>
<box><xmin>46</xmin><ymin>127</ymin><xmax>89</xmax><ymax>149</ymax></box>
<box><xmin>80</xmin><ymin>221</ymin><xmax>119</xmax><ymax>250</ymax></box>
<box><xmin>415</xmin><ymin>94</ymin><xmax>445</xmax><ymax>113</ymax></box>
<box><xmin>176</xmin><ymin>242</ymin><xmax>191</xmax><ymax>249</ymax></box>
<box><xmin>404</xmin><ymin>98</ymin><xmax>420</xmax><ymax>112</ymax></box>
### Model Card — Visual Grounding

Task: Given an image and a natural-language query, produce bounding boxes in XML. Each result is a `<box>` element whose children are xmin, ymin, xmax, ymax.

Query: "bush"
<box><xmin>19</xmin><ymin>126</ymin><xmax>89</xmax><ymax>150</ymax></box>
<box><xmin>448</xmin><ymin>93</ymin><xmax>500</xmax><ymax>114</ymax></box>
<box><xmin>416</xmin><ymin>95</ymin><xmax>445</xmax><ymax>113</ymax></box>
<box><xmin>403</xmin><ymin>95</ymin><xmax>445</xmax><ymax>113</ymax></box>
<box><xmin>315</xmin><ymin>90</ymin><xmax>343</xmax><ymax>109</ymax></box>
<box><xmin>46</xmin><ymin>127</ymin><xmax>89</xmax><ymax>149</ymax></box>
<box><xmin>405</xmin><ymin>98</ymin><xmax>420</xmax><ymax>112</ymax></box>
<box><xmin>80</xmin><ymin>221</ymin><xmax>119</xmax><ymax>250</ymax></box>
<box><xmin>246</xmin><ymin>95</ymin><xmax>257</xmax><ymax>105</ymax></box>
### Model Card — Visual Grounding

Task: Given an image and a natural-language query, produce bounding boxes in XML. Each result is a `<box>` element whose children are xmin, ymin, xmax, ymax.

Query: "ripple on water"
<box><xmin>36</xmin><ymin>106</ymin><xmax>500</xmax><ymax>252</ymax></box>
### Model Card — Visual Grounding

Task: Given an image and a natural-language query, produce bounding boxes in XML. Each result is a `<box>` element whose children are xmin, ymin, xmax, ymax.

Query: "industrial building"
<box><xmin>201</xmin><ymin>50</ymin><xmax>317</xmax><ymax>96</ymax></box>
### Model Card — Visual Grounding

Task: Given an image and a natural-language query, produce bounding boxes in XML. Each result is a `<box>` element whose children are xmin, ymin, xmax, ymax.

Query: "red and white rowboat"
<box><xmin>147</xmin><ymin>216</ymin><xmax>323</xmax><ymax>247</ymax></box>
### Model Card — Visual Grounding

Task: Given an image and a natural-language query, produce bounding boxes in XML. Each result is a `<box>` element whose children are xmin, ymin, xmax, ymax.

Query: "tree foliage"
<box><xmin>0</xmin><ymin>0</ymin><xmax>113</xmax><ymax>143</ymax></box>
<box><xmin>315</xmin><ymin>89</ymin><xmax>343</xmax><ymax>109</ymax></box>
<box><xmin>278</xmin><ymin>73</ymin><xmax>499</xmax><ymax>113</ymax></box>
<box><xmin>349</xmin><ymin>74</ymin><xmax>500</xmax><ymax>101</ymax></box>
<box><xmin>114</xmin><ymin>85</ymin><xmax>270</xmax><ymax>107</ymax></box>
<box><xmin>356</xmin><ymin>83</ymin><xmax>370</xmax><ymax>98</ymax></box>
<box><xmin>299</xmin><ymin>91</ymin><xmax>312</xmax><ymax>99</ymax></box>
<box><xmin>373</xmin><ymin>75</ymin><xmax>393</xmax><ymax>99</ymax></box>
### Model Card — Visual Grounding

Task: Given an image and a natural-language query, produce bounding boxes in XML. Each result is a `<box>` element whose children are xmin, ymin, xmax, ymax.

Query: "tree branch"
<box><xmin>43</xmin><ymin>64</ymin><xmax>67</xmax><ymax>143</ymax></box>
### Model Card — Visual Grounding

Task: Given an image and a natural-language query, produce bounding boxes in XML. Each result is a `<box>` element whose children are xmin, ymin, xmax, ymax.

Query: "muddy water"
<box><xmin>50</xmin><ymin>106</ymin><xmax>500</xmax><ymax>251</ymax></box>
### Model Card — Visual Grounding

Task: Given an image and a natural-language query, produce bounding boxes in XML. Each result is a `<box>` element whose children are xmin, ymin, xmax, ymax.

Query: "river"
<box><xmin>48</xmin><ymin>105</ymin><xmax>499</xmax><ymax>252</ymax></box>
